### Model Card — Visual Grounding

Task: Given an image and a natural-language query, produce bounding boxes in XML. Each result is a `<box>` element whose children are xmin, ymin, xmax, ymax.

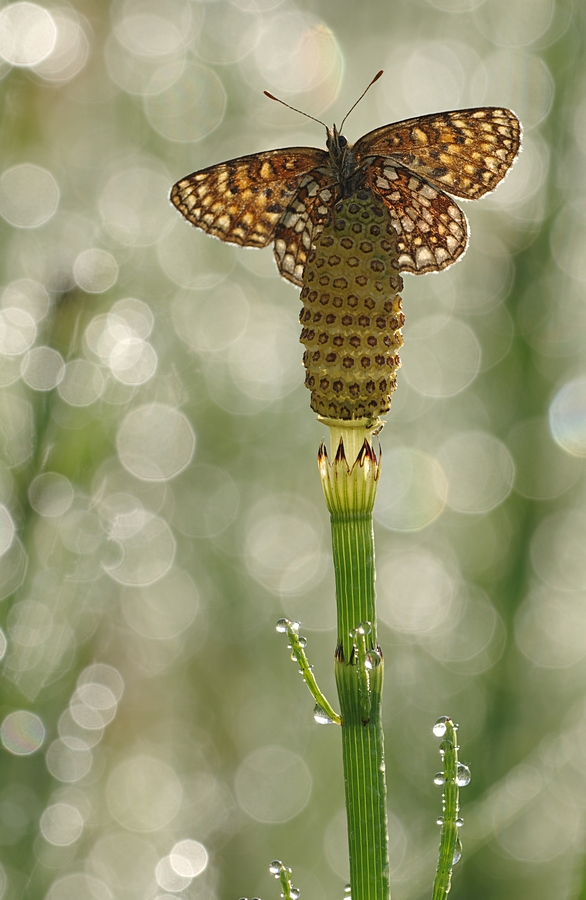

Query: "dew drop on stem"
<box><xmin>456</xmin><ymin>763</ymin><xmax>471</xmax><ymax>787</ymax></box>
<box><xmin>433</xmin><ymin>716</ymin><xmax>449</xmax><ymax>737</ymax></box>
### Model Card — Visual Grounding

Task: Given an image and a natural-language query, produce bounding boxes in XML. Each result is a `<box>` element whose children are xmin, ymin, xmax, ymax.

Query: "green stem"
<box><xmin>431</xmin><ymin>717</ymin><xmax>465</xmax><ymax>900</ymax></box>
<box><xmin>331</xmin><ymin>509</ymin><xmax>389</xmax><ymax>900</ymax></box>
<box><xmin>319</xmin><ymin>430</ymin><xmax>389</xmax><ymax>900</ymax></box>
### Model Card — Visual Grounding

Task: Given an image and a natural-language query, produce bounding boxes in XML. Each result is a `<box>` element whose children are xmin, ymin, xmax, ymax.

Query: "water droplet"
<box><xmin>438</xmin><ymin>739</ymin><xmax>453</xmax><ymax>757</ymax></box>
<box><xmin>365</xmin><ymin>649</ymin><xmax>381</xmax><ymax>670</ymax></box>
<box><xmin>276</xmin><ymin>619</ymin><xmax>289</xmax><ymax>633</ymax></box>
<box><xmin>290</xmin><ymin>888</ymin><xmax>300</xmax><ymax>900</ymax></box>
<box><xmin>314</xmin><ymin>704</ymin><xmax>334</xmax><ymax>725</ymax></box>
<box><xmin>433</xmin><ymin>772</ymin><xmax>445</xmax><ymax>785</ymax></box>
<box><xmin>452</xmin><ymin>839</ymin><xmax>462</xmax><ymax>865</ymax></box>
<box><xmin>433</xmin><ymin>716</ymin><xmax>449</xmax><ymax>737</ymax></box>
<box><xmin>436</xmin><ymin>816</ymin><xmax>444</xmax><ymax>826</ymax></box>
<box><xmin>356</xmin><ymin>621</ymin><xmax>372</xmax><ymax>636</ymax></box>
<box><xmin>297</xmin><ymin>636</ymin><xmax>307</xmax><ymax>648</ymax></box>
<box><xmin>343</xmin><ymin>885</ymin><xmax>351</xmax><ymax>899</ymax></box>
<box><xmin>290</xmin><ymin>621</ymin><xmax>300</xmax><ymax>633</ymax></box>
<box><xmin>456</xmin><ymin>763</ymin><xmax>471</xmax><ymax>787</ymax></box>
<box><xmin>269</xmin><ymin>861</ymin><xmax>282</xmax><ymax>876</ymax></box>
<box><xmin>290</xmin><ymin>652</ymin><xmax>297</xmax><ymax>662</ymax></box>
<box><xmin>456</xmin><ymin>817</ymin><xmax>464</xmax><ymax>827</ymax></box>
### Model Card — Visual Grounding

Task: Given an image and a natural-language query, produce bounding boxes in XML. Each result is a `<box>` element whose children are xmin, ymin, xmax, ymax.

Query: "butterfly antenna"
<box><xmin>263</xmin><ymin>91</ymin><xmax>327</xmax><ymax>129</ymax></box>
<box><xmin>339</xmin><ymin>70</ymin><xmax>384</xmax><ymax>133</ymax></box>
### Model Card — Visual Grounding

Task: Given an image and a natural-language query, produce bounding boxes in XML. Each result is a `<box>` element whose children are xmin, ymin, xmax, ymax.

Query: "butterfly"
<box><xmin>170</xmin><ymin>76</ymin><xmax>521</xmax><ymax>288</ymax></box>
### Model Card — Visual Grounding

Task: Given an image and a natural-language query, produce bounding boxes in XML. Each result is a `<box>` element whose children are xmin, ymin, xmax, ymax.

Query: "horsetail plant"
<box><xmin>170</xmin><ymin>72</ymin><xmax>520</xmax><ymax>900</ymax></box>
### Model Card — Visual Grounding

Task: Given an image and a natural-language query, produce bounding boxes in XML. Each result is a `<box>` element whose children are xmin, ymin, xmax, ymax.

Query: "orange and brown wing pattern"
<box><xmin>274</xmin><ymin>169</ymin><xmax>339</xmax><ymax>286</ymax></box>
<box><xmin>355</xmin><ymin>107</ymin><xmax>521</xmax><ymax>200</ymax></box>
<box><xmin>369</xmin><ymin>161</ymin><xmax>468</xmax><ymax>273</ymax></box>
<box><xmin>170</xmin><ymin>147</ymin><xmax>328</xmax><ymax>249</ymax></box>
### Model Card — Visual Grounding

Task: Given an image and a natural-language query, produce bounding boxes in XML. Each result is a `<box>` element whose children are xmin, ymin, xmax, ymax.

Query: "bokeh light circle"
<box><xmin>375</xmin><ymin>447</ymin><xmax>447</xmax><ymax>531</ymax></box>
<box><xmin>245</xmin><ymin>494</ymin><xmax>325</xmax><ymax>596</ymax></box>
<box><xmin>45</xmin><ymin>739</ymin><xmax>93</xmax><ymax>782</ymax></box>
<box><xmin>2</xmin><ymin>278</ymin><xmax>49</xmax><ymax>321</ymax></box>
<box><xmin>252</xmin><ymin>13</ymin><xmax>342</xmax><ymax>95</ymax></box>
<box><xmin>155</xmin><ymin>856</ymin><xmax>192</xmax><ymax>892</ymax></box>
<box><xmin>116</xmin><ymin>404</ymin><xmax>195</xmax><ymax>480</ymax></box>
<box><xmin>40</xmin><ymin>802</ymin><xmax>84</xmax><ymax>845</ymax></box>
<box><xmin>402</xmin><ymin>316</ymin><xmax>481</xmax><ymax>397</ymax></box>
<box><xmin>1</xmin><ymin>709</ymin><xmax>45</xmax><ymax>755</ymax></box>
<box><xmin>172</xmin><ymin>280</ymin><xmax>249</xmax><ymax>352</ymax></box>
<box><xmin>73</xmin><ymin>249</ymin><xmax>118</xmax><ymax>293</ymax></box>
<box><xmin>437</xmin><ymin>431</ymin><xmax>515</xmax><ymax>513</ymax></box>
<box><xmin>509</xmin><ymin>416</ymin><xmax>582</xmax><ymax>500</ymax></box>
<box><xmin>106</xmin><ymin>756</ymin><xmax>182</xmax><ymax>831</ymax></box>
<box><xmin>0</xmin><ymin>164</ymin><xmax>59</xmax><ymax>227</ymax></box>
<box><xmin>58</xmin><ymin>359</ymin><xmax>104</xmax><ymax>406</ymax></box>
<box><xmin>473</xmin><ymin>0</ymin><xmax>555</xmax><ymax>49</ymax></box>
<box><xmin>21</xmin><ymin>346</ymin><xmax>65</xmax><ymax>391</ymax></box>
<box><xmin>234</xmin><ymin>745</ymin><xmax>312</xmax><ymax>822</ymax></box>
<box><xmin>170</xmin><ymin>839</ymin><xmax>208</xmax><ymax>877</ymax></box>
<box><xmin>143</xmin><ymin>62</ymin><xmax>226</xmax><ymax>142</ymax></box>
<box><xmin>104</xmin><ymin>513</ymin><xmax>176</xmax><ymax>586</ymax></box>
<box><xmin>530</xmin><ymin>510</ymin><xmax>586</xmax><ymax>592</ymax></box>
<box><xmin>32</xmin><ymin>8</ymin><xmax>89</xmax><ymax>83</ymax></box>
<box><xmin>45</xmin><ymin>873</ymin><xmax>112</xmax><ymax>900</ymax></box>
<box><xmin>0</xmin><ymin>308</ymin><xmax>36</xmax><ymax>355</ymax></box>
<box><xmin>0</xmin><ymin>2</ymin><xmax>56</xmax><ymax>66</ymax></box>
<box><xmin>99</xmin><ymin>168</ymin><xmax>175</xmax><ymax>247</ymax></box>
<box><xmin>29</xmin><ymin>472</ymin><xmax>74</xmax><ymax>516</ymax></box>
<box><xmin>170</xmin><ymin>464</ymin><xmax>239</xmax><ymax>539</ymax></box>
<box><xmin>0</xmin><ymin>506</ymin><xmax>14</xmax><ymax>556</ymax></box>
<box><xmin>120</xmin><ymin>568</ymin><xmax>199</xmax><ymax>640</ymax></box>
<box><xmin>378</xmin><ymin>549</ymin><xmax>459</xmax><ymax>636</ymax></box>
<box><xmin>516</xmin><ymin>585</ymin><xmax>586</xmax><ymax>669</ymax></box>
<box><xmin>549</xmin><ymin>377</ymin><xmax>586</xmax><ymax>456</ymax></box>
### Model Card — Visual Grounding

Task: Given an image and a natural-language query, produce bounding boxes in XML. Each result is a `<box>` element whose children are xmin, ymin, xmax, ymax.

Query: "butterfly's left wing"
<box><xmin>170</xmin><ymin>147</ymin><xmax>329</xmax><ymax>248</ymax></box>
<box><xmin>274</xmin><ymin>168</ymin><xmax>339</xmax><ymax>286</ymax></box>
<box><xmin>369</xmin><ymin>160</ymin><xmax>468</xmax><ymax>273</ymax></box>
<box><xmin>355</xmin><ymin>107</ymin><xmax>521</xmax><ymax>200</ymax></box>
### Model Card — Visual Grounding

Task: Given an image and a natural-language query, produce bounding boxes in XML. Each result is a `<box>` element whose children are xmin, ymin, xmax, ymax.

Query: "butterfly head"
<box><xmin>326</xmin><ymin>125</ymin><xmax>350</xmax><ymax>167</ymax></box>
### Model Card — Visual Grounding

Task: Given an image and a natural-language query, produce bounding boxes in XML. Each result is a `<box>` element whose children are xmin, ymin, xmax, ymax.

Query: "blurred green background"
<box><xmin>0</xmin><ymin>0</ymin><xmax>585</xmax><ymax>898</ymax></box>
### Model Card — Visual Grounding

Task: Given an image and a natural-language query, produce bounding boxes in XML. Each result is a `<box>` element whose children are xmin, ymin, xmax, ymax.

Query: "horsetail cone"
<box><xmin>299</xmin><ymin>190</ymin><xmax>404</xmax><ymax>421</ymax></box>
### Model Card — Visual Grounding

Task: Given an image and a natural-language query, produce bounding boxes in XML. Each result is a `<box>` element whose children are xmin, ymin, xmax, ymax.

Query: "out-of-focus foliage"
<box><xmin>0</xmin><ymin>1</ymin><xmax>584</xmax><ymax>899</ymax></box>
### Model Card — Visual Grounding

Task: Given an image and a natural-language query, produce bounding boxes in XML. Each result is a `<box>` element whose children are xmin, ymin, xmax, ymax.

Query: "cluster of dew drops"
<box><xmin>275</xmin><ymin>618</ymin><xmax>382</xmax><ymax>726</ymax></box>
<box><xmin>351</xmin><ymin>621</ymin><xmax>382</xmax><ymax>671</ymax></box>
<box><xmin>275</xmin><ymin>618</ymin><xmax>334</xmax><ymax>725</ymax></box>
<box><xmin>432</xmin><ymin>716</ymin><xmax>471</xmax><ymax>866</ymax></box>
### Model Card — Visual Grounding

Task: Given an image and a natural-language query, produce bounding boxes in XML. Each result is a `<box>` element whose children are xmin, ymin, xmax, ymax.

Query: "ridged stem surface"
<box><xmin>321</xmin><ymin>436</ymin><xmax>389</xmax><ymax>900</ymax></box>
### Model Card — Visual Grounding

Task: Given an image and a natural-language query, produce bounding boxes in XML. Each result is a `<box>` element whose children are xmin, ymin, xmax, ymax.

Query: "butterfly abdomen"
<box><xmin>300</xmin><ymin>189</ymin><xmax>404</xmax><ymax>421</ymax></box>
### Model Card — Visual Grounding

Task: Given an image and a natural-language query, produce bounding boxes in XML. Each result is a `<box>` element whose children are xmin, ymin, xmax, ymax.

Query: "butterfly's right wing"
<box><xmin>368</xmin><ymin>160</ymin><xmax>469</xmax><ymax>273</ymax></box>
<box><xmin>355</xmin><ymin>108</ymin><xmax>521</xmax><ymax>200</ymax></box>
<box><xmin>170</xmin><ymin>147</ymin><xmax>329</xmax><ymax>248</ymax></box>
